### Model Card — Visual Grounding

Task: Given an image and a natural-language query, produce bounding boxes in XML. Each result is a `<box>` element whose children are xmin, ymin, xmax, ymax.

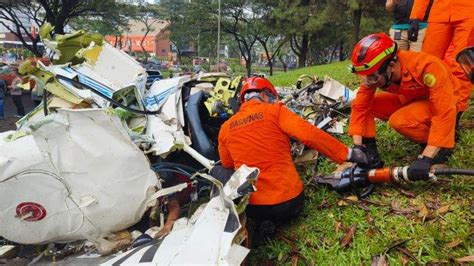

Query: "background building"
<box><xmin>105</xmin><ymin>19</ymin><xmax>171</xmax><ymax>58</ymax></box>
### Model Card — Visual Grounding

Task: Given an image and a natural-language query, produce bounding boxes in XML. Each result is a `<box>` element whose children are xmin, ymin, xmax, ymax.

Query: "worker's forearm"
<box><xmin>165</xmin><ymin>199</ymin><xmax>181</xmax><ymax>225</ymax></box>
<box><xmin>385</xmin><ymin>0</ymin><xmax>398</xmax><ymax>12</ymax></box>
<box><xmin>352</xmin><ymin>135</ymin><xmax>363</xmax><ymax>145</ymax></box>
<box><xmin>422</xmin><ymin>145</ymin><xmax>440</xmax><ymax>158</ymax></box>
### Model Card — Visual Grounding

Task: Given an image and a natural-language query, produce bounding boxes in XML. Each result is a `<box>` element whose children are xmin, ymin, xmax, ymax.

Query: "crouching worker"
<box><xmin>349</xmin><ymin>33</ymin><xmax>461</xmax><ymax>180</ymax></box>
<box><xmin>216</xmin><ymin>77</ymin><xmax>368</xmax><ymax>240</ymax></box>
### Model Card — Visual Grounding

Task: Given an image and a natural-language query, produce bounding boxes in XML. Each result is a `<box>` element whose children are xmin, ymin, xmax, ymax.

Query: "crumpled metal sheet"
<box><xmin>0</xmin><ymin>109</ymin><xmax>159</xmax><ymax>244</ymax></box>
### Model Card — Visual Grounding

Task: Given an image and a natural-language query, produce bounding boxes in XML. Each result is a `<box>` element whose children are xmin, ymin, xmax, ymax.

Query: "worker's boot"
<box><xmin>362</xmin><ymin>138</ymin><xmax>384</xmax><ymax>169</ymax></box>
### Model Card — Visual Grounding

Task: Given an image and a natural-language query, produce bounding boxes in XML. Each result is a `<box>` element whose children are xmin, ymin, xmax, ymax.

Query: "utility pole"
<box><xmin>216</xmin><ymin>0</ymin><xmax>221</xmax><ymax>72</ymax></box>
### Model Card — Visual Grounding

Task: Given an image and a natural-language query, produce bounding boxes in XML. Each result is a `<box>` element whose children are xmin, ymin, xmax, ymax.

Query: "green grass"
<box><xmin>249</xmin><ymin>61</ymin><xmax>474</xmax><ymax>265</ymax></box>
<box><xmin>268</xmin><ymin>61</ymin><xmax>360</xmax><ymax>88</ymax></box>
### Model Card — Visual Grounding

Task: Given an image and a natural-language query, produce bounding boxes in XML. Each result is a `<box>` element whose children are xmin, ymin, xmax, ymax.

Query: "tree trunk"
<box><xmin>118</xmin><ymin>35</ymin><xmax>123</xmax><ymax>49</ymax></box>
<box><xmin>338</xmin><ymin>41</ymin><xmax>344</xmax><ymax>61</ymax></box>
<box><xmin>352</xmin><ymin>8</ymin><xmax>362</xmax><ymax>46</ymax></box>
<box><xmin>140</xmin><ymin>31</ymin><xmax>150</xmax><ymax>63</ymax></box>
<box><xmin>53</xmin><ymin>18</ymin><xmax>66</xmax><ymax>35</ymax></box>
<box><xmin>31</xmin><ymin>43</ymin><xmax>42</xmax><ymax>57</ymax></box>
<box><xmin>258</xmin><ymin>38</ymin><xmax>273</xmax><ymax>76</ymax></box>
<box><xmin>176</xmin><ymin>47</ymin><xmax>182</xmax><ymax>65</ymax></box>
<box><xmin>279</xmin><ymin>55</ymin><xmax>287</xmax><ymax>72</ymax></box>
<box><xmin>298</xmin><ymin>33</ymin><xmax>308</xmax><ymax>68</ymax></box>
<box><xmin>245</xmin><ymin>53</ymin><xmax>252</xmax><ymax>77</ymax></box>
<box><xmin>114</xmin><ymin>35</ymin><xmax>119</xmax><ymax>48</ymax></box>
<box><xmin>268</xmin><ymin>60</ymin><xmax>273</xmax><ymax>76</ymax></box>
<box><xmin>329</xmin><ymin>43</ymin><xmax>338</xmax><ymax>63</ymax></box>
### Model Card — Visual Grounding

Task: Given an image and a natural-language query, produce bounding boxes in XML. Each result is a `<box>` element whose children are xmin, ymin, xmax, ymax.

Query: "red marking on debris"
<box><xmin>16</xmin><ymin>202</ymin><xmax>47</xmax><ymax>221</ymax></box>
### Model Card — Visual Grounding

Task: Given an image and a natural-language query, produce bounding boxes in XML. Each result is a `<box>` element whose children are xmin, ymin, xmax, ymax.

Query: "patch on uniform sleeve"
<box><xmin>423</xmin><ymin>73</ymin><xmax>436</xmax><ymax>87</ymax></box>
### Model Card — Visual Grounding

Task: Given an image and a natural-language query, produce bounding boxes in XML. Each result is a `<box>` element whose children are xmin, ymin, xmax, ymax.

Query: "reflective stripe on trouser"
<box><xmin>422</xmin><ymin>19</ymin><xmax>474</xmax><ymax>112</ymax></box>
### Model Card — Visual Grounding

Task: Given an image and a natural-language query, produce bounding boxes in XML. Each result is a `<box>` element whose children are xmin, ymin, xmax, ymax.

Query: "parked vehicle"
<box><xmin>170</xmin><ymin>64</ymin><xmax>182</xmax><ymax>72</ymax></box>
<box><xmin>146</xmin><ymin>69</ymin><xmax>163</xmax><ymax>88</ymax></box>
<box><xmin>143</xmin><ymin>61</ymin><xmax>161</xmax><ymax>70</ymax></box>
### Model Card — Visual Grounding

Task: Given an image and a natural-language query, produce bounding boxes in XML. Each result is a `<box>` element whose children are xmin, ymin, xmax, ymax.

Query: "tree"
<box><xmin>253</xmin><ymin>1</ymin><xmax>286</xmax><ymax>76</ymax></box>
<box><xmin>271</xmin><ymin>0</ymin><xmax>314</xmax><ymax>68</ymax></box>
<box><xmin>135</xmin><ymin>4</ymin><xmax>162</xmax><ymax>63</ymax></box>
<box><xmin>38</xmin><ymin>0</ymin><xmax>117</xmax><ymax>35</ymax></box>
<box><xmin>347</xmin><ymin>0</ymin><xmax>388</xmax><ymax>46</ymax></box>
<box><xmin>160</xmin><ymin>0</ymin><xmax>197</xmax><ymax>64</ymax></box>
<box><xmin>71</xmin><ymin>3</ymin><xmax>135</xmax><ymax>49</ymax></box>
<box><xmin>220</xmin><ymin>0</ymin><xmax>262</xmax><ymax>76</ymax></box>
<box><xmin>0</xmin><ymin>0</ymin><xmax>46</xmax><ymax>56</ymax></box>
<box><xmin>0</xmin><ymin>0</ymin><xmax>120</xmax><ymax>56</ymax></box>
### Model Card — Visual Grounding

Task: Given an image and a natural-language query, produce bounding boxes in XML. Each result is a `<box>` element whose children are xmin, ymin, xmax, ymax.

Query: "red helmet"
<box><xmin>350</xmin><ymin>33</ymin><xmax>397</xmax><ymax>76</ymax></box>
<box><xmin>240</xmin><ymin>77</ymin><xmax>277</xmax><ymax>102</ymax></box>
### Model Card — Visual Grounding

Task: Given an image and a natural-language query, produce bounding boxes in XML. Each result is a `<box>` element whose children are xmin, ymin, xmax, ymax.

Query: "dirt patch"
<box><xmin>0</xmin><ymin>117</ymin><xmax>18</xmax><ymax>132</ymax></box>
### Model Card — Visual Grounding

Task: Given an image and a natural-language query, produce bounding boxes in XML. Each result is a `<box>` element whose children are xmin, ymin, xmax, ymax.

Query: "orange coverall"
<box><xmin>218</xmin><ymin>101</ymin><xmax>349</xmax><ymax>205</ymax></box>
<box><xmin>410</xmin><ymin>0</ymin><xmax>474</xmax><ymax>112</ymax></box>
<box><xmin>349</xmin><ymin>51</ymin><xmax>460</xmax><ymax>148</ymax></box>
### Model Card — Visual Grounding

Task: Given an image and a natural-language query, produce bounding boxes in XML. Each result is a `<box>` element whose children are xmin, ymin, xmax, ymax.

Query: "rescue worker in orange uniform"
<box><xmin>349</xmin><ymin>33</ymin><xmax>461</xmax><ymax>180</ymax></box>
<box><xmin>410</xmin><ymin>0</ymin><xmax>474</xmax><ymax>116</ymax></box>
<box><xmin>217</xmin><ymin>77</ymin><xmax>368</xmax><ymax>229</ymax></box>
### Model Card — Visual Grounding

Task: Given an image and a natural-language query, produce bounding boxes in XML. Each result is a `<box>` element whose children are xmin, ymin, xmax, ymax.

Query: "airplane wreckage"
<box><xmin>0</xmin><ymin>24</ymin><xmax>394</xmax><ymax>264</ymax></box>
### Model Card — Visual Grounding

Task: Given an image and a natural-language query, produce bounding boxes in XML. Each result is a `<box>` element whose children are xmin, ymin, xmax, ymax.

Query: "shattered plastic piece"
<box><xmin>319</xmin><ymin>76</ymin><xmax>356</xmax><ymax>107</ymax></box>
<box><xmin>40</xmin><ymin>23</ymin><xmax>104</xmax><ymax>65</ymax></box>
<box><xmin>0</xmin><ymin>245</ymin><xmax>17</xmax><ymax>259</ymax></box>
<box><xmin>222</xmin><ymin>165</ymin><xmax>259</xmax><ymax>200</ymax></box>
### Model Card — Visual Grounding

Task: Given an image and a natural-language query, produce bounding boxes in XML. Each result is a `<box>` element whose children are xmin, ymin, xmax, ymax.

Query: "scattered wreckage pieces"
<box><xmin>102</xmin><ymin>165</ymin><xmax>259</xmax><ymax>265</ymax></box>
<box><xmin>18</xmin><ymin>23</ymin><xmax>148</xmax><ymax>137</ymax></box>
<box><xmin>277</xmin><ymin>75</ymin><xmax>356</xmax><ymax>168</ymax></box>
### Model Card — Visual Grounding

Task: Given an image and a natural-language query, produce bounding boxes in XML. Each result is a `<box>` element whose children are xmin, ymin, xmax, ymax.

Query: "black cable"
<box><xmin>433</xmin><ymin>168</ymin><xmax>474</xmax><ymax>176</ymax></box>
<box><xmin>55</xmin><ymin>74</ymin><xmax>161</xmax><ymax>115</ymax></box>
<box><xmin>152</xmin><ymin>162</ymin><xmax>198</xmax><ymax>174</ymax></box>
<box><xmin>152</xmin><ymin>168</ymin><xmax>192</xmax><ymax>178</ymax></box>
<box><xmin>43</xmin><ymin>89</ymin><xmax>48</xmax><ymax>116</ymax></box>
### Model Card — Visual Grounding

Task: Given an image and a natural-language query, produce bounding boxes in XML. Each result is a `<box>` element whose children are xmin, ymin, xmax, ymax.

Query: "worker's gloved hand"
<box><xmin>408</xmin><ymin>19</ymin><xmax>420</xmax><ymax>42</ymax></box>
<box><xmin>407</xmin><ymin>155</ymin><xmax>432</xmax><ymax>181</ymax></box>
<box><xmin>347</xmin><ymin>145</ymin><xmax>369</xmax><ymax>165</ymax></box>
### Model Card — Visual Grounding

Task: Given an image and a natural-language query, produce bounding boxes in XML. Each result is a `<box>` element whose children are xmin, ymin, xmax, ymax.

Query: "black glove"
<box><xmin>407</xmin><ymin>155</ymin><xmax>432</xmax><ymax>181</ymax></box>
<box><xmin>363</xmin><ymin>138</ymin><xmax>384</xmax><ymax>168</ymax></box>
<box><xmin>348</xmin><ymin>145</ymin><xmax>369</xmax><ymax>165</ymax></box>
<box><xmin>408</xmin><ymin>19</ymin><xmax>420</xmax><ymax>42</ymax></box>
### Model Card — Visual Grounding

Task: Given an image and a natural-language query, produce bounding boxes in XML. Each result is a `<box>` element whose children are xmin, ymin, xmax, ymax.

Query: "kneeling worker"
<box><xmin>349</xmin><ymin>33</ymin><xmax>461</xmax><ymax>180</ymax></box>
<box><xmin>218</xmin><ymin>77</ymin><xmax>368</xmax><ymax>231</ymax></box>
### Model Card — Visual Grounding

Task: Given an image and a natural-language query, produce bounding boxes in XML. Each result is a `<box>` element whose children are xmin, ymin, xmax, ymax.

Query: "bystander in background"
<box><xmin>386</xmin><ymin>0</ymin><xmax>427</xmax><ymax>51</ymax></box>
<box><xmin>11</xmin><ymin>69</ymin><xmax>25</xmax><ymax>117</ymax></box>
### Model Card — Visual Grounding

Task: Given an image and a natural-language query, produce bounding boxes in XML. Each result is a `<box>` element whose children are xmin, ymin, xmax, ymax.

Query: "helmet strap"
<box><xmin>243</xmin><ymin>90</ymin><xmax>276</xmax><ymax>103</ymax></box>
<box><xmin>262</xmin><ymin>90</ymin><xmax>276</xmax><ymax>103</ymax></box>
<box><xmin>380</xmin><ymin>68</ymin><xmax>393</xmax><ymax>89</ymax></box>
<box><xmin>378</xmin><ymin>55</ymin><xmax>396</xmax><ymax>89</ymax></box>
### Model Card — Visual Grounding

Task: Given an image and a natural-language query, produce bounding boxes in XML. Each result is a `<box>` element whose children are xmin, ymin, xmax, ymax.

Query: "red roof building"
<box><xmin>105</xmin><ymin>19</ymin><xmax>171</xmax><ymax>58</ymax></box>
